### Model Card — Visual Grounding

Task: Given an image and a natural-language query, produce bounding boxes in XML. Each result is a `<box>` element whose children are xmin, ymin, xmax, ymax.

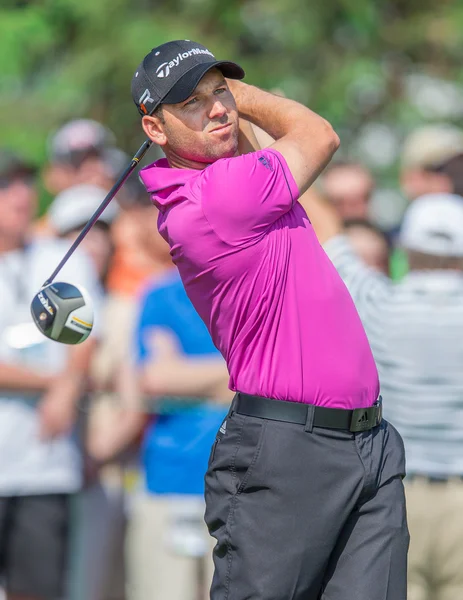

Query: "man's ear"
<box><xmin>142</xmin><ymin>115</ymin><xmax>167</xmax><ymax>146</ymax></box>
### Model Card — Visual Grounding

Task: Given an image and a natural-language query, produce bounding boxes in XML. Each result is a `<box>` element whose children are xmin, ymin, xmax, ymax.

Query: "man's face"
<box><xmin>323</xmin><ymin>165</ymin><xmax>374</xmax><ymax>220</ymax></box>
<box><xmin>345</xmin><ymin>226</ymin><xmax>390</xmax><ymax>275</ymax></box>
<box><xmin>145</xmin><ymin>69</ymin><xmax>239</xmax><ymax>164</ymax></box>
<box><xmin>44</xmin><ymin>154</ymin><xmax>115</xmax><ymax>196</ymax></box>
<box><xmin>400</xmin><ymin>168</ymin><xmax>452</xmax><ymax>201</ymax></box>
<box><xmin>0</xmin><ymin>175</ymin><xmax>37</xmax><ymax>241</ymax></box>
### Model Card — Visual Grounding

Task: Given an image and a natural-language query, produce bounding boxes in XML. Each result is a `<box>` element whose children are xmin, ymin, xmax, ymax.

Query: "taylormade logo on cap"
<box><xmin>155</xmin><ymin>47</ymin><xmax>215</xmax><ymax>78</ymax></box>
<box><xmin>131</xmin><ymin>40</ymin><xmax>245</xmax><ymax>116</ymax></box>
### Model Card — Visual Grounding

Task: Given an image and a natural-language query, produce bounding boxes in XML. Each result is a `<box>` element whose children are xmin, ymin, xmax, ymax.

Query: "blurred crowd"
<box><xmin>1</xmin><ymin>115</ymin><xmax>463</xmax><ymax>600</ymax></box>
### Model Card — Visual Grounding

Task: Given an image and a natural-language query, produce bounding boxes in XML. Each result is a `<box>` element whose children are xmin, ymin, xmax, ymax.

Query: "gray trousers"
<box><xmin>204</xmin><ymin>398</ymin><xmax>409</xmax><ymax>600</ymax></box>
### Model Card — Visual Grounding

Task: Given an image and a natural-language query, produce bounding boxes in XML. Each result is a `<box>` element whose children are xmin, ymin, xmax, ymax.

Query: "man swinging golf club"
<box><xmin>130</xmin><ymin>39</ymin><xmax>409</xmax><ymax>600</ymax></box>
<box><xmin>29</xmin><ymin>38</ymin><xmax>408</xmax><ymax>599</ymax></box>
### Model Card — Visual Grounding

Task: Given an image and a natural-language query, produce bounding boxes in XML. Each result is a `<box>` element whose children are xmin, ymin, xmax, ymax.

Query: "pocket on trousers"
<box><xmin>205</xmin><ymin>413</ymin><xmax>267</xmax><ymax>496</ymax></box>
<box><xmin>208</xmin><ymin>437</ymin><xmax>220</xmax><ymax>466</ymax></box>
<box><xmin>207</xmin><ymin>415</ymin><xmax>229</xmax><ymax>468</ymax></box>
<box><xmin>379</xmin><ymin>420</ymin><xmax>407</xmax><ymax>486</ymax></box>
<box><xmin>232</xmin><ymin>415</ymin><xmax>267</xmax><ymax>494</ymax></box>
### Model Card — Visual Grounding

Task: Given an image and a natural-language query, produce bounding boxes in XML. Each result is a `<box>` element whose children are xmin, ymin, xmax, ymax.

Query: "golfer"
<box><xmin>131</xmin><ymin>40</ymin><xmax>409</xmax><ymax>600</ymax></box>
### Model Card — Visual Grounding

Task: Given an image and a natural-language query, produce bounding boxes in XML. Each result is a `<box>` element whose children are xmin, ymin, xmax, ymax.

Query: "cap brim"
<box><xmin>1</xmin><ymin>162</ymin><xmax>37</xmax><ymax>180</ymax></box>
<box><xmin>162</xmin><ymin>60</ymin><xmax>245</xmax><ymax>106</ymax></box>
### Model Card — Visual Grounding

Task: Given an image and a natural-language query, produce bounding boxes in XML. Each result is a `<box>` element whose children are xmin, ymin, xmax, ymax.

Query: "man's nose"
<box><xmin>209</xmin><ymin>100</ymin><xmax>227</xmax><ymax>119</ymax></box>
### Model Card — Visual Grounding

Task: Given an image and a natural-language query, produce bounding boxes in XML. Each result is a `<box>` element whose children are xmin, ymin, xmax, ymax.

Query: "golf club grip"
<box><xmin>42</xmin><ymin>139</ymin><xmax>152</xmax><ymax>287</ymax></box>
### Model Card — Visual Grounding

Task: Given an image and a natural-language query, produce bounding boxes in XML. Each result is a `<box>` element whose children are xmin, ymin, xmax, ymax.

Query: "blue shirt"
<box><xmin>135</xmin><ymin>270</ymin><xmax>228</xmax><ymax>495</ymax></box>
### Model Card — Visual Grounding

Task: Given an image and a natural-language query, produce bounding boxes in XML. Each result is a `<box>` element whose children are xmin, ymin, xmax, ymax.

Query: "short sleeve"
<box><xmin>200</xmin><ymin>149</ymin><xmax>299</xmax><ymax>245</ymax></box>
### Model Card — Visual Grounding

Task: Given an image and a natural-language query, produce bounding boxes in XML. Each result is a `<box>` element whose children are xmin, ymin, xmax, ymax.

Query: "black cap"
<box><xmin>0</xmin><ymin>149</ymin><xmax>37</xmax><ymax>181</ymax></box>
<box><xmin>132</xmin><ymin>40</ymin><xmax>245</xmax><ymax>116</ymax></box>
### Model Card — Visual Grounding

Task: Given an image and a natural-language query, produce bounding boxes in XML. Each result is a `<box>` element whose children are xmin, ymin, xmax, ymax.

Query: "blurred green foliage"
<box><xmin>1</xmin><ymin>0</ymin><xmax>463</xmax><ymax>190</ymax></box>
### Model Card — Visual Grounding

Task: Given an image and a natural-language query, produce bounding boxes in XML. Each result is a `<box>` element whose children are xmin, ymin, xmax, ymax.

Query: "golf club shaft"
<box><xmin>42</xmin><ymin>139</ymin><xmax>152</xmax><ymax>287</ymax></box>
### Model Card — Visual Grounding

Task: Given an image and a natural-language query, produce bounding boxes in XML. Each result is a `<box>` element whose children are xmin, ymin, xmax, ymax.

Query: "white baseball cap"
<box><xmin>401</xmin><ymin>124</ymin><xmax>463</xmax><ymax>170</ymax></box>
<box><xmin>400</xmin><ymin>193</ymin><xmax>463</xmax><ymax>257</ymax></box>
<box><xmin>48</xmin><ymin>184</ymin><xmax>119</xmax><ymax>235</ymax></box>
<box><xmin>48</xmin><ymin>119</ymin><xmax>116</xmax><ymax>162</ymax></box>
<box><xmin>47</xmin><ymin>119</ymin><xmax>129</xmax><ymax>179</ymax></box>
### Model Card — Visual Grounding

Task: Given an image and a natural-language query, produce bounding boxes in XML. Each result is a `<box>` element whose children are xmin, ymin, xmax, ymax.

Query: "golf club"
<box><xmin>30</xmin><ymin>139</ymin><xmax>152</xmax><ymax>344</ymax></box>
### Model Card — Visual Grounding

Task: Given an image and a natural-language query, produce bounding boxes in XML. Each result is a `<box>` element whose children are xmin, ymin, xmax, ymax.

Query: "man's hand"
<box><xmin>0</xmin><ymin>362</ymin><xmax>56</xmax><ymax>393</ymax></box>
<box><xmin>86</xmin><ymin>361</ymin><xmax>146</xmax><ymax>464</ymax></box>
<box><xmin>225</xmin><ymin>77</ymin><xmax>243</xmax><ymax>100</ymax></box>
<box><xmin>38</xmin><ymin>340</ymin><xmax>95</xmax><ymax>439</ymax></box>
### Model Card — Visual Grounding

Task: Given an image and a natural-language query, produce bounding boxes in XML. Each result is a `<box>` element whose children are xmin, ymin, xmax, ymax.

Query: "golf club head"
<box><xmin>30</xmin><ymin>281</ymin><xmax>94</xmax><ymax>345</ymax></box>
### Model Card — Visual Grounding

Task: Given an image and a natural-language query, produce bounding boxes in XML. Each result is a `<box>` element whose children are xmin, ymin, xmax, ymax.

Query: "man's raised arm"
<box><xmin>227</xmin><ymin>81</ymin><xmax>340</xmax><ymax>194</ymax></box>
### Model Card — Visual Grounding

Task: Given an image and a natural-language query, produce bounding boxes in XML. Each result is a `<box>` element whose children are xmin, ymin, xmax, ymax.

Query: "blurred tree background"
<box><xmin>1</xmin><ymin>0</ymin><xmax>463</xmax><ymax>221</ymax></box>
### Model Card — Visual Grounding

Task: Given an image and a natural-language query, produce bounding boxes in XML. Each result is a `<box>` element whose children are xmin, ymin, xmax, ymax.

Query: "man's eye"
<box><xmin>215</xmin><ymin>87</ymin><xmax>227</xmax><ymax>95</ymax></box>
<box><xmin>185</xmin><ymin>97</ymin><xmax>198</xmax><ymax>106</ymax></box>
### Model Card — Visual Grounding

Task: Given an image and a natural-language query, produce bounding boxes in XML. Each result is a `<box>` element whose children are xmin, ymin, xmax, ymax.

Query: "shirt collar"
<box><xmin>139</xmin><ymin>158</ymin><xmax>199</xmax><ymax>196</ymax></box>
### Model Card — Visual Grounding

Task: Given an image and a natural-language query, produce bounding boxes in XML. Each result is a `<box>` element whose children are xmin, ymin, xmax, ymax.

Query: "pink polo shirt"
<box><xmin>139</xmin><ymin>149</ymin><xmax>379</xmax><ymax>408</ymax></box>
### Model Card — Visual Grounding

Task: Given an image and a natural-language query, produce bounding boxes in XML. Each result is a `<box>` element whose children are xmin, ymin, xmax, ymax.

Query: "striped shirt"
<box><xmin>325</xmin><ymin>236</ymin><xmax>463</xmax><ymax>477</ymax></box>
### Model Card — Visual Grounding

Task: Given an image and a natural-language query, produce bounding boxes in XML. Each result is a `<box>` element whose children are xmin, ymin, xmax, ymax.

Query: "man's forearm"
<box><xmin>229</xmin><ymin>81</ymin><xmax>337</xmax><ymax>147</ymax></box>
<box><xmin>0</xmin><ymin>363</ymin><xmax>54</xmax><ymax>393</ymax></box>
<box><xmin>87</xmin><ymin>407</ymin><xmax>146</xmax><ymax>463</ymax></box>
<box><xmin>142</xmin><ymin>358</ymin><xmax>229</xmax><ymax>398</ymax></box>
<box><xmin>228</xmin><ymin>80</ymin><xmax>339</xmax><ymax>193</ymax></box>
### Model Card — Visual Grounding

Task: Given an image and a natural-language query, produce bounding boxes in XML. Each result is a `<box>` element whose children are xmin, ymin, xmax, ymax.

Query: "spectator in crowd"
<box><xmin>48</xmin><ymin>175</ymin><xmax>171</xmax><ymax>399</ymax></box>
<box><xmin>43</xmin><ymin>119</ymin><xmax>126</xmax><ymax>197</ymax></box>
<box><xmin>319</xmin><ymin>160</ymin><xmax>375</xmax><ymax>221</ymax></box>
<box><xmin>308</xmin><ymin>190</ymin><xmax>463</xmax><ymax>600</ymax></box>
<box><xmin>127</xmin><ymin>269</ymin><xmax>232</xmax><ymax>600</ymax></box>
<box><xmin>344</xmin><ymin>219</ymin><xmax>391</xmax><ymax>275</ymax></box>
<box><xmin>105</xmin><ymin>173</ymin><xmax>172</xmax><ymax>298</ymax></box>
<box><xmin>427</xmin><ymin>151</ymin><xmax>463</xmax><ymax>197</ymax></box>
<box><xmin>48</xmin><ymin>184</ymin><xmax>124</xmax><ymax>600</ymax></box>
<box><xmin>48</xmin><ymin>184</ymin><xmax>118</xmax><ymax>286</ymax></box>
<box><xmin>391</xmin><ymin>124</ymin><xmax>463</xmax><ymax>280</ymax></box>
<box><xmin>0</xmin><ymin>149</ymin><xmax>101</xmax><ymax>600</ymax></box>
<box><xmin>43</xmin><ymin>123</ymin><xmax>169</xmax><ymax>408</ymax></box>
<box><xmin>400</xmin><ymin>124</ymin><xmax>463</xmax><ymax>201</ymax></box>
<box><xmin>41</xmin><ymin>118</ymin><xmax>167</xmax><ymax>302</ymax></box>
<box><xmin>90</xmin><ymin>249</ymin><xmax>233</xmax><ymax>600</ymax></box>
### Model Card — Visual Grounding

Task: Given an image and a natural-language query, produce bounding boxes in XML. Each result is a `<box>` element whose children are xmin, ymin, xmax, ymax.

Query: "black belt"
<box><xmin>234</xmin><ymin>392</ymin><xmax>382</xmax><ymax>433</ymax></box>
<box><xmin>406</xmin><ymin>474</ymin><xmax>463</xmax><ymax>484</ymax></box>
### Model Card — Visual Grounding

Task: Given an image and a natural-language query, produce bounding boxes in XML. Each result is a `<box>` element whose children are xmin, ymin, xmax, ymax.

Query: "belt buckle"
<box><xmin>350</xmin><ymin>401</ymin><xmax>382</xmax><ymax>433</ymax></box>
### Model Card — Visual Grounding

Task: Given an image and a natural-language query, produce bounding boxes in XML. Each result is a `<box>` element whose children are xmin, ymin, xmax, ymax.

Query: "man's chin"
<box><xmin>217</xmin><ymin>140</ymin><xmax>239</xmax><ymax>160</ymax></box>
<box><xmin>202</xmin><ymin>147</ymin><xmax>238</xmax><ymax>164</ymax></box>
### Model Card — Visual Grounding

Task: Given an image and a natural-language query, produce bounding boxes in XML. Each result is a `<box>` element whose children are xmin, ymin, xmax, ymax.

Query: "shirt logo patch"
<box><xmin>258</xmin><ymin>156</ymin><xmax>273</xmax><ymax>171</ymax></box>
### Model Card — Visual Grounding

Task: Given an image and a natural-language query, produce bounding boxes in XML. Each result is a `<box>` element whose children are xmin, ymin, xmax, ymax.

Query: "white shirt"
<box><xmin>0</xmin><ymin>238</ymin><xmax>102</xmax><ymax>495</ymax></box>
<box><xmin>325</xmin><ymin>236</ymin><xmax>463</xmax><ymax>477</ymax></box>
